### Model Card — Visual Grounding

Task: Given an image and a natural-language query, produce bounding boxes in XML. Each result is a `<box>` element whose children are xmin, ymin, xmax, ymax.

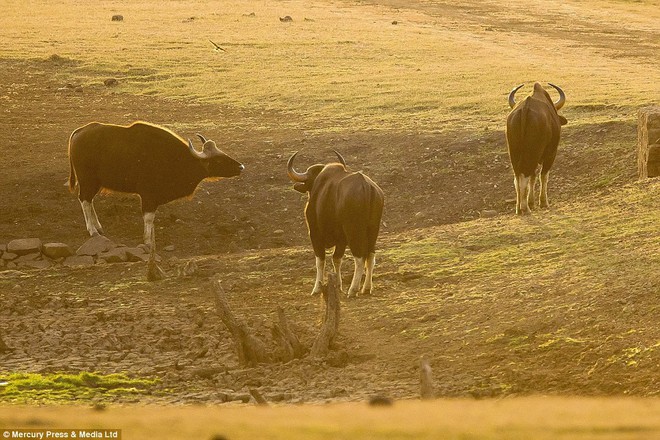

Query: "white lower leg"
<box><xmin>540</xmin><ymin>173</ymin><xmax>550</xmax><ymax>208</ymax></box>
<box><xmin>347</xmin><ymin>257</ymin><xmax>365</xmax><ymax>298</ymax></box>
<box><xmin>311</xmin><ymin>256</ymin><xmax>325</xmax><ymax>295</ymax></box>
<box><xmin>517</xmin><ymin>174</ymin><xmax>531</xmax><ymax>214</ymax></box>
<box><xmin>362</xmin><ymin>253</ymin><xmax>375</xmax><ymax>294</ymax></box>
<box><xmin>332</xmin><ymin>256</ymin><xmax>343</xmax><ymax>292</ymax></box>
<box><xmin>90</xmin><ymin>202</ymin><xmax>103</xmax><ymax>234</ymax></box>
<box><xmin>143</xmin><ymin>212</ymin><xmax>156</xmax><ymax>249</ymax></box>
<box><xmin>80</xmin><ymin>200</ymin><xmax>100</xmax><ymax>236</ymax></box>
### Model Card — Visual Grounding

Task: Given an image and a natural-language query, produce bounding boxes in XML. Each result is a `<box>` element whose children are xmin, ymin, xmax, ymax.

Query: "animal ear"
<box><xmin>203</xmin><ymin>140</ymin><xmax>218</xmax><ymax>154</ymax></box>
<box><xmin>559</xmin><ymin>115</ymin><xmax>568</xmax><ymax>126</ymax></box>
<box><xmin>293</xmin><ymin>182</ymin><xmax>308</xmax><ymax>193</ymax></box>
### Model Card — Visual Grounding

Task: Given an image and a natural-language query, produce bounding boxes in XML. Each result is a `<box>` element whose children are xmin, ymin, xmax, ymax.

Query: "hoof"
<box><xmin>346</xmin><ymin>288</ymin><xmax>359</xmax><ymax>299</ymax></box>
<box><xmin>310</xmin><ymin>289</ymin><xmax>322</xmax><ymax>296</ymax></box>
<box><xmin>361</xmin><ymin>288</ymin><xmax>372</xmax><ymax>296</ymax></box>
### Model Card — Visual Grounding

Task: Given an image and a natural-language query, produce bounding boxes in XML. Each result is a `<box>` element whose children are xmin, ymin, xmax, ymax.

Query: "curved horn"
<box><xmin>287</xmin><ymin>151</ymin><xmax>308</xmax><ymax>182</ymax></box>
<box><xmin>333</xmin><ymin>150</ymin><xmax>347</xmax><ymax>168</ymax></box>
<box><xmin>188</xmin><ymin>138</ymin><xmax>207</xmax><ymax>159</ymax></box>
<box><xmin>508</xmin><ymin>83</ymin><xmax>524</xmax><ymax>108</ymax></box>
<box><xmin>196</xmin><ymin>133</ymin><xmax>208</xmax><ymax>144</ymax></box>
<box><xmin>547</xmin><ymin>83</ymin><xmax>565</xmax><ymax>111</ymax></box>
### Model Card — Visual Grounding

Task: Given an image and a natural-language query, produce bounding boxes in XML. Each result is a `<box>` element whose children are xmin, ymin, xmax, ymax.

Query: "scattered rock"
<box><xmin>14</xmin><ymin>253</ymin><xmax>40</xmax><ymax>263</ymax></box>
<box><xmin>104</xmin><ymin>78</ymin><xmax>119</xmax><ymax>87</ymax></box>
<box><xmin>42</xmin><ymin>243</ymin><xmax>74</xmax><ymax>259</ymax></box>
<box><xmin>392</xmin><ymin>20</ymin><xmax>398</xmax><ymax>25</ymax></box>
<box><xmin>2</xmin><ymin>252</ymin><xmax>18</xmax><ymax>261</ymax></box>
<box><xmin>125</xmin><ymin>247</ymin><xmax>150</xmax><ymax>262</ymax></box>
<box><xmin>480</xmin><ymin>210</ymin><xmax>498</xmax><ymax>218</ymax></box>
<box><xmin>279</xmin><ymin>15</ymin><xmax>293</xmax><ymax>22</ymax></box>
<box><xmin>21</xmin><ymin>260</ymin><xmax>52</xmax><ymax>270</ymax></box>
<box><xmin>98</xmin><ymin>248</ymin><xmax>128</xmax><ymax>264</ymax></box>
<box><xmin>111</xmin><ymin>15</ymin><xmax>124</xmax><ymax>22</ymax></box>
<box><xmin>63</xmin><ymin>255</ymin><xmax>95</xmax><ymax>268</ymax></box>
<box><xmin>164</xmin><ymin>245</ymin><xmax>175</xmax><ymax>252</ymax></box>
<box><xmin>76</xmin><ymin>235</ymin><xmax>115</xmax><ymax>256</ymax></box>
<box><xmin>7</xmin><ymin>238</ymin><xmax>42</xmax><ymax>256</ymax></box>
<box><xmin>273</xmin><ymin>230</ymin><xmax>284</xmax><ymax>235</ymax></box>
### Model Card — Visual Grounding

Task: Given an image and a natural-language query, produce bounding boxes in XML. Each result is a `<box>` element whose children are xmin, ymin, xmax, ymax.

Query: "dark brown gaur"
<box><xmin>288</xmin><ymin>151</ymin><xmax>384</xmax><ymax>297</ymax></box>
<box><xmin>505</xmin><ymin>82</ymin><xmax>567</xmax><ymax>215</ymax></box>
<box><xmin>68</xmin><ymin>121</ymin><xmax>244</xmax><ymax>256</ymax></box>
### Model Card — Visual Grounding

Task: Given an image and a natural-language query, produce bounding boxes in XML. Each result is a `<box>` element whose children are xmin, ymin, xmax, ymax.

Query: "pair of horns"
<box><xmin>508</xmin><ymin>83</ymin><xmax>566</xmax><ymax>110</ymax></box>
<box><xmin>188</xmin><ymin>133</ymin><xmax>221</xmax><ymax>159</ymax></box>
<box><xmin>287</xmin><ymin>150</ymin><xmax>347</xmax><ymax>182</ymax></box>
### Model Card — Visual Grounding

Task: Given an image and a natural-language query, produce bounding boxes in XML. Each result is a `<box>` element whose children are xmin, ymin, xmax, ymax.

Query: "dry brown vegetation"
<box><xmin>1</xmin><ymin>0</ymin><xmax>659</xmax><ymax>438</ymax></box>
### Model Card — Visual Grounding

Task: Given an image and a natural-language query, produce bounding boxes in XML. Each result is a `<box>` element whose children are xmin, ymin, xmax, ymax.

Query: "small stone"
<box><xmin>77</xmin><ymin>235</ymin><xmax>115</xmax><ymax>256</ymax></box>
<box><xmin>164</xmin><ymin>245</ymin><xmax>175</xmax><ymax>252</ymax></box>
<box><xmin>15</xmin><ymin>253</ymin><xmax>40</xmax><ymax>263</ymax></box>
<box><xmin>125</xmin><ymin>247</ymin><xmax>150</xmax><ymax>262</ymax></box>
<box><xmin>20</xmin><ymin>260</ymin><xmax>52</xmax><ymax>270</ymax></box>
<box><xmin>98</xmin><ymin>248</ymin><xmax>128</xmax><ymax>263</ymax></box>
<box><xmin>480</xmin><ymin>210</ymin><xmax>498</xmax><ymax>218</ymax></box>
<box><xmin>273</xmin><ymin>230</ymin><xmax>285</xmax><ymax>235</ymax></box>
<box><xmin>2</xmin><ymin>252</ymin><xmax>18</xmax><ymax>261</ymax></box>
<box><xmin>42</xmin><ymin>243</ymin><xmax>74</xmax><ymax>259</ymax></box>
<box><xmin>104</xmin><ymin>78</ymin><xmax>119</xmax><ymax>87</ymax></box>
<box><xmin>7</xmin><ymin>238</ymin><xmax>42</xmax><ymax>256</ymax></box>
<box><xmin>63</xmin><ymin>255</ymin><xmax>95</xmax><ymax>267</ymax></box>
<box><xmin>111</xmin><ymin>15</ymin><xmax>123</xmax><ymax>22</ymax></box>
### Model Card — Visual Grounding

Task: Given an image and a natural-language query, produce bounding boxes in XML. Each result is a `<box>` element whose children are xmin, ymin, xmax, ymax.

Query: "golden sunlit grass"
<box><xmin>1</xmin><ymin>0</ymin><xmax>658</xmax><ymax>133</ymax></box>
<box><xmin>1</xmin><ymin>397</ymin><xmax>660</xmax><ymax>440</ymax></box>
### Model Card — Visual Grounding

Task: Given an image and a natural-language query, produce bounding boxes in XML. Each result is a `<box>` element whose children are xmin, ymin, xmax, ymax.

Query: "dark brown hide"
<box><xmin>505</xmin><ymin>83</ymin><xmax>567</xmax><ymax>214</ymax></box>
<box><xmin>68</xmin><ymin>121</ymin><xmax>243</xmax><ymax>212</ymax></box>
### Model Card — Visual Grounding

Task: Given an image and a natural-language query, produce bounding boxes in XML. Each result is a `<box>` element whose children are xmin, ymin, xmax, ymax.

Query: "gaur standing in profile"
<box><xmin>68</xmin><ymin>121</ymin><xmax>244</xmax><ymax>277</ymax></box>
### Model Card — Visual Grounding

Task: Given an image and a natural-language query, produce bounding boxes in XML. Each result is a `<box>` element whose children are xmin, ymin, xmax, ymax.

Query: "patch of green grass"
<box><xmin>0</xmin><ymin>372</ymin><xmax>159</xmax><ymax>404</ymax></box>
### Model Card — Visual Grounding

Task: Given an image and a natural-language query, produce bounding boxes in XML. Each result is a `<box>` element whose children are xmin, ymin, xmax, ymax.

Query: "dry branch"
<box><xmin>420</xmin><ymin>355</ymin><xmax>435</xmax><ymax>399</ymax></box>
<box><xmin>271</xmin><ymin>306</ymin><xmax>307</xmax><ymax>361</ymax></box>
<box><xmin>310</xmin><ymin>272</ymin><xmax>341</xmax><ymax>357</ymax></box>
<box><xmin>213</xmin><ymin>280</ymin><xmax>272</xmax><ymax>365</ymax></box>
<box><xmin>249</xmin><ymin>388</ymin><xmax>268</xmax><ymax>405</ymax></box>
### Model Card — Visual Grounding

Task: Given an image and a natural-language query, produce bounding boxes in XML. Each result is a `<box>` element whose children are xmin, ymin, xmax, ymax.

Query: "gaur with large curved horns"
<box><xmin>506</xmin><ymin>82</ymin><xmax>567</xmax><ymax>215</ymax></box>
<box><xmin>68</xmin><ymin>121</ymin><xmax>244</xmax><ymax>265</ymax></box>
<box><xmin>288</xmin><ymin>151</ymin><xmax>384</xmax><ymax>297</ymax></box>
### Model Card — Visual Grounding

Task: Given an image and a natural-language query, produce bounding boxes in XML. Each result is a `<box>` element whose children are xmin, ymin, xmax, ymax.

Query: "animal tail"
<box><xmin>366</xmin><ymin>180</ymin><xmax>384</xmax><ymax>255</ymax></box>
<box><xmin>67</xmin><ymin>130</ymin><xmax>78</xmax><ymax>193</ymax></box>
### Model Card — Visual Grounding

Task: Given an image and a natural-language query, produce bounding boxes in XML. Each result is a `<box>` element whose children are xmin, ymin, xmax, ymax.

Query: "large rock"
<box><xmin>7</xmin><ymin>238</ymin><xmax>42</xmax><ymax>256</ymax></box>
<box><xmin>42</xmin><ymin>243</ymin><xmax>74</xmax><ymax>259</ymax></box>
<box><xmin>63</xmin><ymin>255</ymin><xmax>95</xmax><ymax>267</ymax></box>
<box><xmin>76</xmin><ymin>235</ymin><xmax>115</xmax><ymax>256</ymax></box>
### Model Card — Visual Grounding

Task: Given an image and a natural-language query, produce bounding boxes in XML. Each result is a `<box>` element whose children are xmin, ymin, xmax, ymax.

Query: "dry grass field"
<box><xmin>1</xmin><ymin>0</ymin><xmax>659</xmax><ymax>438</ymax></box>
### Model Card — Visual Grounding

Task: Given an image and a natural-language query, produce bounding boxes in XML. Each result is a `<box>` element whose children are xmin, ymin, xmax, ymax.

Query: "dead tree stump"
<box><xmin>310</xmin><ymin>272</ymin><xmax>341</xmax><ymax>358</ymax></box>
<box><xmin>214</xmin><ymin>274</ymin><xmax>341</xmax><ymax>366</ymax></box>
<box><xmin>213</xmin><ymin>281</ymin><xmax>272</xmax><ymax>365</ymax></box>
<box><xmin>271</xmin><ymin>306</ymin><xmax>308</xmax><ymax>361</ymax></box>
<box><xmin>420</xmin><ymin>355</ymin><xmax>435</xmax><ymax>399</ymax></box>
<box><xmin>637</xmin><ymin>107</ymin><xmax>660</xmax><ymax>178</ymax></box>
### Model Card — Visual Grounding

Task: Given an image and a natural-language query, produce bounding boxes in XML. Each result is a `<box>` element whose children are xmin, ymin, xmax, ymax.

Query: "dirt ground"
<box><xmin>0</xmin><ymin>0</ymin><xmax>658</xmax><ymax>410</ymax></box>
